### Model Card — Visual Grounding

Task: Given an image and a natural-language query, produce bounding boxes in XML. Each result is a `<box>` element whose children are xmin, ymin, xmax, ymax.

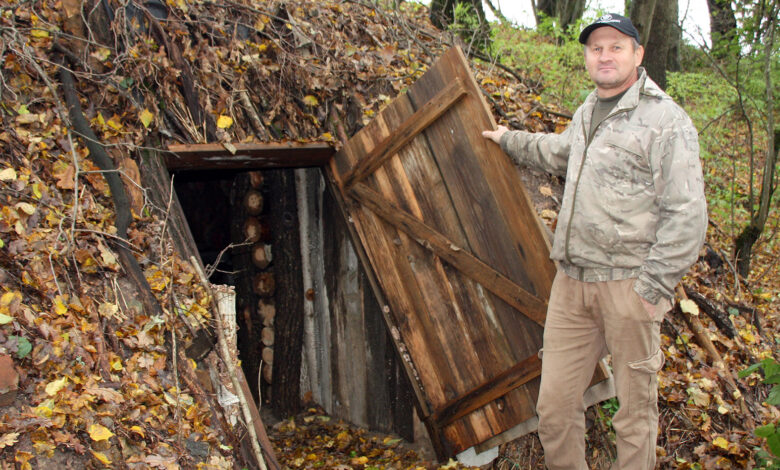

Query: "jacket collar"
<box><xmin>580</xmin><ymin>67</ymin><xmax>660</xmax><ymax>133</ymax></box>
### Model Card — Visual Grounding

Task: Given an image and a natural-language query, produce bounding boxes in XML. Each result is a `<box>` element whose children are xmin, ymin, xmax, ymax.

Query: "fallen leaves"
<box><xmin>0</xmin><ymin>433</ymin><xmax>19</xmax><ymax>449</ymax></box>
<box><xmin>87</xmin><ymin>424</ymin><xmax>114</xmax><ymax>442</ymax></box>
<box><xmin>268</xmin><ymin>406</ymin><xmax>474</xmax><ymax>469</ymax></box>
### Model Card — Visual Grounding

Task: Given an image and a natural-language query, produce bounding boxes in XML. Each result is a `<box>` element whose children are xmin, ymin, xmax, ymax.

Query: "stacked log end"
<box><xmin>243</xmin><ymin>171</ymin><xmax>275</xmax><ymax>397</ymax></box>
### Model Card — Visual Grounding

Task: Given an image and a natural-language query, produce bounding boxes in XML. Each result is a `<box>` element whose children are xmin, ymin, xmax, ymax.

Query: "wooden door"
<box><xmin>329</xmin><ymin>46</ymin><xmax>597</xmax><ymax>458</ymax></box>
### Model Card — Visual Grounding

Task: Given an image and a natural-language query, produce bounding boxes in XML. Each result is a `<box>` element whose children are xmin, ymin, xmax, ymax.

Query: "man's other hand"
<box><xmin>482</xmin><ymin>125</ymin><xmax>508</xmax><ymax>144</ymax></box>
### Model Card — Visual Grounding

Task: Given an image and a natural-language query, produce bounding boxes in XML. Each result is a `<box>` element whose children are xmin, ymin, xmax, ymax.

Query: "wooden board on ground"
<box><xmin>329</xmin><ymin>46</ymin><xmax>608</xmax><ymax>459</ymax></box>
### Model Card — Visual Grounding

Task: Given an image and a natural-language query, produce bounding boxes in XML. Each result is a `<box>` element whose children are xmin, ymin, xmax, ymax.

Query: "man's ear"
<box><xmin>635</xmin><ymin>45</ymin><xmax>645</xmax><ymax>66</ymax></box>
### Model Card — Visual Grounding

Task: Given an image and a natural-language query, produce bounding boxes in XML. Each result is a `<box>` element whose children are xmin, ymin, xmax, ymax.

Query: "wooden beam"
<box><xmin>341</xmin><ymin>78</ymin><xmax>468</xmax><ymax>190</ymax></box>
<box><xmin>431</xmin><ymin>353</ymin><xmax>541</xmax><ymax>428</ymax></box>
<box><xmin>350</xmin><ymin>182</ymin><xmax>548</xmax><ymax>326</ymax></box>
<box><xmin>165</xmin><ymin>142</ymin><xmax>334</xmax><ymax>170</ymax></box>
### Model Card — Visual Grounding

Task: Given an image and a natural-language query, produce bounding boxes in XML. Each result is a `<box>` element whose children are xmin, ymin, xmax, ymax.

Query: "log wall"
<box><xmin>156</xmin><ymin>151</ymin><xmax>415</xmax><ymax>441</ymax></box>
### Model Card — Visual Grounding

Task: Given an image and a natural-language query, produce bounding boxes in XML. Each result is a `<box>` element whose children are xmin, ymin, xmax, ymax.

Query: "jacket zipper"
<box><xmin>563</xmin><ymin>106</ymin><xmax>631</xmax><ymax>264</ymax></box>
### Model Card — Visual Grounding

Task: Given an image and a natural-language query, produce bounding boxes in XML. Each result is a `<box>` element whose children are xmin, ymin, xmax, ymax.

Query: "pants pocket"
<box><xmin>628</xmin><ymin>349</ymin><xmax>665</xmax><ymax>373</ymax></box>
<box><xmin>626</xmin><ymin>349</ymin><xmax>664</xmax><ymax>415</ymax></box>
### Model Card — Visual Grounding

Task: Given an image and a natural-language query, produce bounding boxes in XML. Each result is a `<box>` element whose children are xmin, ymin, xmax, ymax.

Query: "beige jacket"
<box><xmin>500</xmin><ymin>68</ymin><xmax>707</xmax><ymax>304</ymax></box>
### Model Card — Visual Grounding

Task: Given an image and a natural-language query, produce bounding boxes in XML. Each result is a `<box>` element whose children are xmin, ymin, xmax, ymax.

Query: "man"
<box><xmin>482</xmin><ymin>13</ymin><xmax>707</xmax><ymax>470</ymax></box>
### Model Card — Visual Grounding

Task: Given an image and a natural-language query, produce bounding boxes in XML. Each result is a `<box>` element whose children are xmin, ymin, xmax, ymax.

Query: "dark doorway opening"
<box><xmin>173</xmin><ymin>169</ymin><xmax>272</xmax><ymax>407</ymax></box>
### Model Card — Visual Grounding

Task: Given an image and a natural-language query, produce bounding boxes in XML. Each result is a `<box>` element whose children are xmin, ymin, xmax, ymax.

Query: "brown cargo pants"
<box><xmin>536</xmin><ymin>271</ymin><xmax>669</xmax><ymax>470</ymax></box>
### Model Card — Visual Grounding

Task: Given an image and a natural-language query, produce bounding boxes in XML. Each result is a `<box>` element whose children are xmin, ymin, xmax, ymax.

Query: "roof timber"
<box><xmin>165</xmin><ymin>142</ymin><xmax>335</xmax><ymax>170</ymax></box>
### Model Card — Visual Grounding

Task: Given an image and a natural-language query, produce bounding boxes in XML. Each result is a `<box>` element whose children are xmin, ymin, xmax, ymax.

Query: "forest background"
<box><xmin>422</xmin><ymin>0</ymin><xmax>779</xmax><ymax>467</ymax></box>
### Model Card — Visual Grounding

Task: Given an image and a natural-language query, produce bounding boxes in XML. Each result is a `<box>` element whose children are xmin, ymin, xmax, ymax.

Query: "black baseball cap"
<box><xmin>578</xmin><ymin>13</ymin><xmax>640</xmax><ymax>44</ymax></box>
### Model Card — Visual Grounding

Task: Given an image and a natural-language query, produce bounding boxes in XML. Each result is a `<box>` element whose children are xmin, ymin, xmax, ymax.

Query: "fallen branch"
<box><xmin>674</xmin><ymin>286</ymin><xmax>753</xmax><ymax>425</ymax></box>
<box><xmin>683</xmin><ymin>287</ymin><xmax>738</xmax><ymax>339</ymax></box>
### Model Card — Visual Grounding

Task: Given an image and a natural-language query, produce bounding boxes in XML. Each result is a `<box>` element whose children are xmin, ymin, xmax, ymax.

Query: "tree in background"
<box><xmin>628</xmin><ymin>0</ymin><xmax>681</xmax><ymax>89</ymax></box>
<box><xmin>706</xmin><ymin>0</ymin><xmax>738</xmax><ymax>57</ymax></box>
<box><xmin>730</xmin><ymin>0</ymin><xmax>779</xmax><ymax>278</ymax></box>
<box><xmin>429</xmin><ymin>0</ymin><xmax>486</xmax><ymax>29</ymax></box>
<box><xmin>429</xmin><ymin>0</ymin><xmax>491</xmax><ymax>51</ymax></box>
<box><xmin>533</xmin><ymin>0</ymin><xmax>586</xmax><ymax>33</ymax></box>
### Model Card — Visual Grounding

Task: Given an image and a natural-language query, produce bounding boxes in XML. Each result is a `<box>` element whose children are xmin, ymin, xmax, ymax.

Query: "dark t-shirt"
<box><xmin>588</xmin><ymin>89</ymin><xmax>628</xmax><ymax>140</ymax></box>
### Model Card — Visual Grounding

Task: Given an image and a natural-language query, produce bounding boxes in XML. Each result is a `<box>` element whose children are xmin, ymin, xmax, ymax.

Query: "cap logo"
<box><xmin>597</xmin><ymin>14</ymin><xmax>621</xmax><ymax>23</ymax></box>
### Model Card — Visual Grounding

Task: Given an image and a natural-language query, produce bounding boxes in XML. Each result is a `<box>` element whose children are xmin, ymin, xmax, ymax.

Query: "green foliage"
<box><xmin>7</xmin><ymin>335</ymin><xmax>31</xmax><ymax>359</ymax></box>
<box><xmin>445</xmin><ymin>1</ymin><xmax>490</xmax><ymax>53</ymax></box>
<box><xmin>740</xmin><ymin>358</ymin><xmax>780</xmax><ymax>468</ymax></box>
<box><xmin>600</xmin><ymin>397</ymin><xmax>619</xmax><ymax>427</ymax></box>
<box><xmin>488</xmin><ymin>24</ymin><xmax>591</xmax><ymax>112</ymax></box>
<box><xmin>451</xmin><ymin>2</ymin><xmax>481</xmax><ymax>33</ymax></box>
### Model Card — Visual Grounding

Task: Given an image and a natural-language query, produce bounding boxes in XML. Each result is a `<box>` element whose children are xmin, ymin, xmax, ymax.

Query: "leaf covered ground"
<box><xmin>0</xmin><ymin>0</ymin><xmax>778</xmax><ymax>469</ymax></box>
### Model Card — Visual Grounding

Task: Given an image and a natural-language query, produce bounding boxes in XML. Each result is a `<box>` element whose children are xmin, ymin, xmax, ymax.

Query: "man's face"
<box><xmin>584</xmin><ymin>27</ymin><xmax>644</xmax><ymax>97</ymax></box>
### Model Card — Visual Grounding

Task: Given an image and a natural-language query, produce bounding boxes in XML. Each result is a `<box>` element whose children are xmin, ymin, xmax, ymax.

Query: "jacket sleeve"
<box><xmin>498</xmin><ymin>123</ymin><xmax>574</xmax><ymax>177</ymax></box>
<box><xmin>634</xmin><ymin>116</ymin><xmax>708</xmax><ymax>304</ymax></box>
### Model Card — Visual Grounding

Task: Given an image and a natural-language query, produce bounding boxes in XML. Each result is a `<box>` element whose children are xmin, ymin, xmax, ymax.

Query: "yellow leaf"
<box><xmin>0</xmin><ymin>291</ymin><xmax>19</xmax><ymax>307</ymax></box>
<box><xmin>680</xmin><ymin>299</ymin><xmax>699</xmax><ymax>316</ymax></box>
<box><xmin>106</xmin><ymin>115</ymin><xmax>123</xmax><ymax>131</ymax></box>
<box><xmin>303</xmin><ymin>95</ymin><xmax>319</xmax><ymax>107</ymax></box>
<box><xmin>32</xmin><ymin>183</ymin><xmax>42</xmax><ymax>199</ymax></box>
<box><xmin>129</xmin><ymin>426</ymin><xmax>145</xmax><ymax>438</ymax></box>
<box><xmin>0</xmin><ymin>168</ymin><xmax>17</xmax><ymax>181</ymax></box>
<box><xmin>712</xmin><ymin>436</ymin><xmax>729</xmax><ymax>450</ymax></box>
<box><xmin>0</xmin><ymin>432</ymin><xmax>19</xmax><ymax>449</ymax></box>
<box><xmin>91</xmin><ymin>47</ymin><xmax>111</xmax><ymax>61</ymax></box>
<box><xmin>216</xmin><ymin>115</ymin><xmax>233</xmax><ymax>129</ymax></box>
<box><xmin>53</xmin><ymin>296</ymin><xmax>68</xmax><ymax>315</ymax></box>
<box><xmin>45</xmin><ymin>376</ymin><xmax>68</xmax><ymax>396</ymax></box>
<box><xmin>88</xmin><ymin>424</ymin><xmax>115</xmax><ymax>442</ymax></box>
<box><xmin>33</xmin><ymin>399</ymin><xmax>55</xmax><ymax>418</ymax></box>
<box><xmin>739</xmin><ymin>329</ymin><xmax>756</xmax><ymax>343</ymax></box>
<box><xmin>31</xmin><ymin>29</ymin><xmax>49</xmax><ymax>38</ymax></box>
<box><xmin>15</xmin><ymin>450</ymin><xmax>33</xmax><ymax>470</ymax></box>
<box><xmin>539</xmin><ymin>185</ymin><xmax>553</xmax><ymax>197</ymax></box>
<box><xmin>91</xmin><ymin>450</ymin><xmax>112</xmax><ymax>465</ymax></box>
<box><xmin>33</xmin><ymin>440</ymin><xmax>55</xmax><ymax>457</ymax></box>
<box><xmin>15</xmin><ymin>202</ymin><xmax>35</xmax><ymax>215</ymax></box>
<box><xmin>0</xmin><ymin>313</ymin><xmax>12</xmax><ymax>325</ymax></box>
<box><xmin>109</xmin><ymin>356</ymin><xmax>123</xmax><ymax>371</ymax></box>
<box><xmin>139</xmin><ymin>109</ymin><xmax>154</xmax><ymax>128</ymax></box>
<box><xmin>144</xmin><ymin>267</ymin><xmax>169</xmax><ymax>292</ymax></box>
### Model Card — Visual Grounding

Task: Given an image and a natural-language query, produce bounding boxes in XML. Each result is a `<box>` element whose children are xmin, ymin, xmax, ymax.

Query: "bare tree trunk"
<box><xmin>706</xmin><ymin>0</ymin><xmax>738</xmax><ymax>57</ymax></box>
<box><xmin>735</xmin><ymin>9</ymin><xmax>778</xmax><ymax>278</ymax></box>
<box><xmin>556</xmin><ymin>0</ymin><xmax>586</xmax><ymax>33</ymax></box>
<box><xmin>429</xmin><ymin>0</ymin><xmax>485</xmax><ymax>29</ymax></box>
<box><xmin>533</xmin><ymin>0</ymin><xmax>585</xmax><ymax>32</ymax></box>
<box><xmin>630</xmin><ymin>0</ymin><xmax>680</xmax><ymax>89</ymax></box>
